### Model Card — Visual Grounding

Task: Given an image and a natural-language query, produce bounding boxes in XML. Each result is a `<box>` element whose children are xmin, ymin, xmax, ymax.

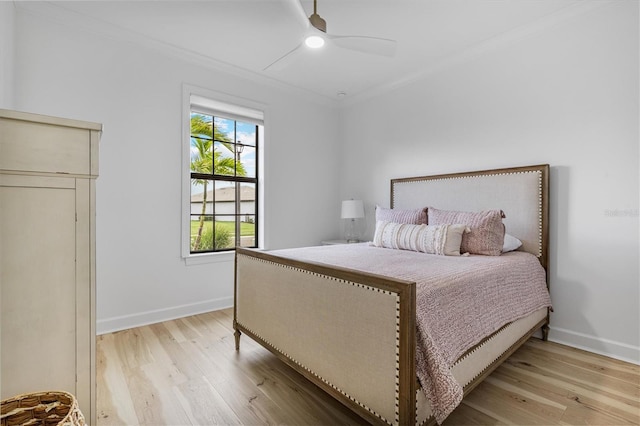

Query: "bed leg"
<box><xmin>541</xmin><ymin>323</ymin><xmax>550</xmax><ymax>341</ymax></box>
<box><xmin>234</xmin><ymin>328</ymin><xmax>241</xmax><ymax>350</ymax></box>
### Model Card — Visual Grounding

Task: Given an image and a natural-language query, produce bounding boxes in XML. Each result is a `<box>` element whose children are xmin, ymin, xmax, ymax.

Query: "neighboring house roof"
<box><xmin>191</xmin><ymin>185</ymin><xmax>255</xmax><ymax>202</ymax></box>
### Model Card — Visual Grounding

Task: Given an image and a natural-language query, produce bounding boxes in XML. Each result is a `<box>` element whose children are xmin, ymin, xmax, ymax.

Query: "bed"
<box><xmin>233</xmin><ymin>164</ymin><xmax>551</xmax><ymax>425</ymax></box>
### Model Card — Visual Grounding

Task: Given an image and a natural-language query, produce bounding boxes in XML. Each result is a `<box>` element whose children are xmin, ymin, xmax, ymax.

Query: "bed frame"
<box><xmin>234</xmin><ymin>164</ymin><xmax>550</xmax><ymax>425</ymax></box>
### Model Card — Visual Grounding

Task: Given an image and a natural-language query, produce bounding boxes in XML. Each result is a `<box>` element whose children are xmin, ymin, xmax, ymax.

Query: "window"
<box><xmin>186</xmin><ymin>93</ymin><xmax>263</xmax><ymax>254</ymax></box>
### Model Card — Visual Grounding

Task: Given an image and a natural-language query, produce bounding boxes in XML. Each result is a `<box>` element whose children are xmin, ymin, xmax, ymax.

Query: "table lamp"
<box><xmin>341</xmin><ymin>199</ymin><xmax>364</xmax><ymax>243</ymax></box>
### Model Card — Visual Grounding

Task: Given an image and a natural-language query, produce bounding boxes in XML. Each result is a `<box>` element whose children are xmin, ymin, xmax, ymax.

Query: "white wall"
<box><xmin>10</xmin><ymin>2</ymin><xmax>639</xmax><ymax>364</ymax></box>
<box><xmin>0</xmin><ymin>1</ymin><xmax>15</xmax><ymax>108</ymax></box>
<box><xmin>12</xmin><ymin>8</ymin><xmax>340</xmax><ymax>333</ymax></box>
<box><xmin>339</xmin><ymin>2</ymin><xmax>639</xmax><ymax>363</ymax></box>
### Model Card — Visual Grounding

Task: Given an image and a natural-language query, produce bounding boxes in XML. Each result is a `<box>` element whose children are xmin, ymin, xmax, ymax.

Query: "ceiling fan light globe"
<box><xmin>305</xmin><ymin>35</ymin><xmax>325</xmax><ymax>49</ymax></box>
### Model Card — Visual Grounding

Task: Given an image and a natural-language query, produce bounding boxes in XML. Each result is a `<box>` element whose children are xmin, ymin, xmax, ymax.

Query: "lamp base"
<box><xmin>345</xmin><ymin>218</ymin><xmax>360</xmax><ymax>244</ymax></box>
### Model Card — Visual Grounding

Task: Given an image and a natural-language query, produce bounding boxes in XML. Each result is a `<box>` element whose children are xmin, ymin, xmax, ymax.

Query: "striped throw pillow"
<box><xmin>372</xmin><ymin>221</ymin><xmax>468</xmax><ymax>256</ymax></box>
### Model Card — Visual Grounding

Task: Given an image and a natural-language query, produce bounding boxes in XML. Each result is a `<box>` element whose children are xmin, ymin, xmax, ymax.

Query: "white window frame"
<box><xmin>182</xmin><ymin>84</ymin><xmax>265</xmax><ymax>264</ymax></box>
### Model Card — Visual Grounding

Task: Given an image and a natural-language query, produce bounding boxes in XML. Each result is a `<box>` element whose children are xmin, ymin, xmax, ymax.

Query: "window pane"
<box><xmin>213</xmin><ymin>142</ymin><xmax>235</xmax><ymax>176</ymax></box>
<box><xmin>239</xmin><ymin>219</ymin><xmax>256</xmax><ymax>248</ymax></box>
<box><xmin>190</xmin><ymin>215</ymin><xmax>214</xmax><ymax>252</ymax></box>
<box><xmin>214</xmin><ymin>181</ymin><xmax>235</xmax><ymax>215</ymax></box>
<box><xmin>191</xmin><ymin>113</ymin><xmax>213</xmax><ymax>140</ymax></box>
<box><xmin>190</xmin><ymin>137</ymin><xmax>213</xmax><ymax>175</ymax></box>
<box><xmin>240</xmin><ymin>183</ymin><xmax>256</xmax><ymax>215</ymax></box>
<box><xmin>214</xmin><ymin>117</ymin><xmax>234</xmax><ymax>142</ymax></box>
<box><xmin>190</xmin><ymin>114</ymin><xmax>213</xmax><ymax>174</ymax></box>
<box><xmin>238</xmin><ymin>145</ymin><xmax>256</xmax><ymax>178</ymax></box>
<box><xmin>236</xmin><ymin>121</ymin><xmax>256</xmax><ymax>146</ymax></box>
<box><xmin>215</xmin><ymin>215</ymin><xmax>236</xmax><ymax>250</ymax></box>
<box><xmin>190</xmin><ymin>179</ymin><xmax>213</xmax><ymax>216</ymax></box>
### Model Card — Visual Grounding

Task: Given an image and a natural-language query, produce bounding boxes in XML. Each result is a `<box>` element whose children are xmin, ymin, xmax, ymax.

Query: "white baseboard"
<box><xmin>97</xmin><ymin>297</ymin><xmax>234</xmax><ymax>335</ymax></box>
<box><xmin>549</xmin><ymin>326</ymin><xmax>640</xmax><ymax>365</ymax></box>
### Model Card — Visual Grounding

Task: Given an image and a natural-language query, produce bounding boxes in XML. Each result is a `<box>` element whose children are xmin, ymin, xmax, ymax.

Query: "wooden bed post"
<box><xmin>233</xmin><ymin>323</ymin><xmax>242</xmax><ymax>350</ymax></box>
<box><xmin>397</xmin><ymin>281</ymin><xmax>417</xmax><ymax>425</ymax></box>
<box><xmin>541</xmin><ymin>321</ymin><xmax>550</xmax><ymax>341</ymax></box>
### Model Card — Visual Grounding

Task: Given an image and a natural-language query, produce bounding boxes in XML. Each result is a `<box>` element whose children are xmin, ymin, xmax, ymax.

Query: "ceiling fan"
<box><xmin>263</xmin><ymin>0</ymin><xmax>397</xmax><ymax>71</ymax></box>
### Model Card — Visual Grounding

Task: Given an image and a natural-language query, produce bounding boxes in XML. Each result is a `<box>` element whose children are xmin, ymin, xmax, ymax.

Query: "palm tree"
<box><xmin>190</xmin><ymin>114</ymin><xmax>247</xmax><ymax>250</ymax></box>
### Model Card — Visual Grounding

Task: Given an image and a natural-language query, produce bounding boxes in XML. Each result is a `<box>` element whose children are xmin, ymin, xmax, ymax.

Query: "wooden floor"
<box><xmin>97</xmin><ymin>309</ymin><xmax>640</xmax><ymax>425</ymax></box>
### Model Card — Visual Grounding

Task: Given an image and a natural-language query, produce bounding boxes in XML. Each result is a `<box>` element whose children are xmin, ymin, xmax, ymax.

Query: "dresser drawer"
<box><xmin>0</xmin><ymin>117</ymin><xmax>92</xmax><ymax>175</ymax></box>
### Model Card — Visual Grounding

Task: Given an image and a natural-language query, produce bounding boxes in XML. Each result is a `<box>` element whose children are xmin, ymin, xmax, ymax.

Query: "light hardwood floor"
<box><xmin>97</xmin><ymin>309</ymin><xmax>640</xmax><ymax>425</ymax></box>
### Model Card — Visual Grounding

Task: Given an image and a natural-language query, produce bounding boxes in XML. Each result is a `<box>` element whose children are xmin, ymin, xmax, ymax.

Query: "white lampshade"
<box><xmin>341</xmin><ymin>200</ymin><xmax>364</xmax><ymax>219</ymax></box>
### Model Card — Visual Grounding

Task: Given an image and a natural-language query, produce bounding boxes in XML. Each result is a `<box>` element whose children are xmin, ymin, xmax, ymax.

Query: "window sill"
<box><xmin>184</xmin><ymin>251</ymin><xmax>235</xmax><ymax>266</ymax></box>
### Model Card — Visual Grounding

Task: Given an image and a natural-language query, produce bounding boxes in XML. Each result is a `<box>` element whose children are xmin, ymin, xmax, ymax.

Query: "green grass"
<box><xmin>190</xmin><ymin>220</ymin><xmax>254</xmax><ymax>237</ymax></box>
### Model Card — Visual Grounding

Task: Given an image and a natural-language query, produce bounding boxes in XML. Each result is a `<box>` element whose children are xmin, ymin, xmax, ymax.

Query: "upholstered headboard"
<box><xmin>391</xmin><ymin>164</ymin><xmax>549</xmax><ymax>270</ymax></box>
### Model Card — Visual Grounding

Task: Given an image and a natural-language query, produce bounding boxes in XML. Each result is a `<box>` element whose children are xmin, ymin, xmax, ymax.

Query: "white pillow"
<box><xmin>502</xmin><ymin>233</ymin><xmax>523</xmax><ymax>252</ymax></box>
<box><xmin>373</xmin><ymin>221</ymin><xmax>469</xmax><ymax>256</ymax></box>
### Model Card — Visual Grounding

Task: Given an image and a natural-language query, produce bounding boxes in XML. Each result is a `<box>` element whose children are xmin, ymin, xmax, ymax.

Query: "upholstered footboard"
<box><xmin>234</xmin><ymin>247</ymin><xmax>417</xmax><ymax>425</ymax></box>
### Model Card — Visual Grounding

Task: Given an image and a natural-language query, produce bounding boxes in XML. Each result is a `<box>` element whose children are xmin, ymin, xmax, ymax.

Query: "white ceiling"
<box><xmin>17</xmin><ymin>0</ymin><xmax>590</xmax><ymax>102</ymax></box>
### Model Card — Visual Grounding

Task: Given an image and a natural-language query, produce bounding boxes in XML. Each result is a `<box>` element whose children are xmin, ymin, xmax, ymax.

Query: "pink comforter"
<box><xmin>273</xmin><ymin>243</ymin><xmax>552</xmax><ymax>424</ymax></box>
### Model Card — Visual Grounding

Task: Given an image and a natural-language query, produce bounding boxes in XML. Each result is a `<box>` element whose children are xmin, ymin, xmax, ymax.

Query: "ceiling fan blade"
<box><xmin>328</xmin><ymin>35</ymin><xmax>397</xmax><ymax>57</ymax></box>
<box><xmin>263</xmin><ymin>42</ymin><xmax>304</xmax><ymax>71</ymax></box>
<box><xmin>285</xmin><ymin>0</ymin><xmax>311</xmax><ymax>30</ymax></box>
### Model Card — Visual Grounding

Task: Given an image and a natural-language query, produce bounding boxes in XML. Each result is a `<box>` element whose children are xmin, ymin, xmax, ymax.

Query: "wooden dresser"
<box><xmin>0</xmin><ymin>109</ymin><xmax>100</xmax><ymax>424</ymax></box>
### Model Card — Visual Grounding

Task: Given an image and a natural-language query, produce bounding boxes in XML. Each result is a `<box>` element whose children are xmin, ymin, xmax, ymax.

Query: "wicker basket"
<box><xmin>0</xmin><ymin>391</ymin><xmax>85</xmax><ymax>426</ymax></box>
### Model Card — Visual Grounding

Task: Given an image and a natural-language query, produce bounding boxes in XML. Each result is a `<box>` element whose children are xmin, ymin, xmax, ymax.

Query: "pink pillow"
<box><xmin>375</xmin><ymin>205</ymin><xmax>427</xmax><ymax>224</ymax></box>
<box><xmin>428</xmin><ymin>207</ymin><xmax>505</xmax><ymax>256</ymax></box>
